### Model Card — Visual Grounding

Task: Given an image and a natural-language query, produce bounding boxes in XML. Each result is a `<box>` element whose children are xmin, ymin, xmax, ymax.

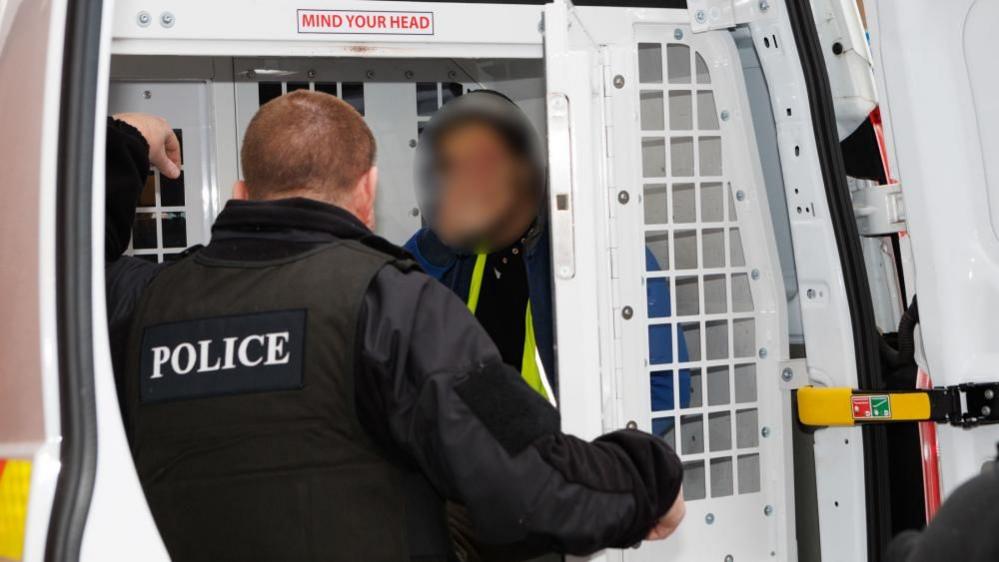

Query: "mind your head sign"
<box><xmin>298</xmin><ymin>9</ymin><xmax>434</xmax><ymax>36</ymax></box>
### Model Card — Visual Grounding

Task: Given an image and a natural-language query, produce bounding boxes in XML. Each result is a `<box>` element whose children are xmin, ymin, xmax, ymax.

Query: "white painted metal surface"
<box><xmin>742</xmin><ymin>1</ymin><xmax>868</xmax><ymax>560</ymax></box>
<box><xmin>111</xmin><ymin>0</ymin><xmax>545</xmax><ymax>58</ymax></box>
<box><xmin>809</xmin><ymin>0</ymin><xmax>876</xmax><ymax>140</ymax></box>
<box><xmin>867</xmin><ymin>0</ymin><xmax>999</xmax><ymax>495</ymax></box>
<box><xmin>548</xmin><ymin>3</ymin><xmax>797</xmax><ymax>560</ymax></box>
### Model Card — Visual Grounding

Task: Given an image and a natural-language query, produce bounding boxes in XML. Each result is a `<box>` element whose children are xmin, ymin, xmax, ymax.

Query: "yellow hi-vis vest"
<box><xmin>466</xmin><ymin>253</ymin><xmax>556</xmax><ymax>406</ymax></box>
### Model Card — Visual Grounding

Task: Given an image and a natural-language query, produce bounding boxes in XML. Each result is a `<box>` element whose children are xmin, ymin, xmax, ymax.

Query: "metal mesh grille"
<box><xmin>638</xmin><ymin>41</ymin><xmax>760</xmax><ymax>501</ymax></box>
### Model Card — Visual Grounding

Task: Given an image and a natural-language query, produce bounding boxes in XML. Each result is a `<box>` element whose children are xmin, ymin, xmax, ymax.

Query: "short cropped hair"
<box><xmin>240</xmin><ymin>90</ymin><xmax>375</xmax><ymax>200</ymax></box>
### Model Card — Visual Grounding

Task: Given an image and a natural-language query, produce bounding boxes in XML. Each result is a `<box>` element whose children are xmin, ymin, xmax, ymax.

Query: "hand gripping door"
<box><xmin>545</xmin><ymin>3</ymin><xmax>796</xmax><ymax>561</ymax></box>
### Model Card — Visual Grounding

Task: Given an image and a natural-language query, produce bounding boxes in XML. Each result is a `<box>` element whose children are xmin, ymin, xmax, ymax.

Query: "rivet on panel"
<box><xmin>720</xmin><ymin>110</ymin><xmax>730</xmax><ymax>121</ymax></box>
<box><xmin>751</xmin><ymin>269</ymin><xmax>760</xmax><ymax>280</ymax></box>
<box><xmin>758</xmin><ymin>347</ymin><xmax>768</xmax><ymax>359</ymax></box>
<box><xmin>761</xmin><ymin>426</ymin><xmax>771</xmax><ymax>438</ymax></box>
<box><xmin>137</xmin><ymin>11</ymin><xmax>152</xmax><ymax>27</ymax></box>
<box><xmin>160</xmin><ymin>12</ymin><xmax>175</xmax><ymax>28</ymax></box>
<box><xmin>781</xmin><ymin>368</ymin><xmax>793</xmax><ymax>382</ymax></box>
<box><xmin>613</xmin><ymin>75</ymin><xmax>625</xmax><ymax>89</ymax></box>
<box><xmin>621</xmin><ymin>306</ymin><xmax>634</xmax><ymax>320</ymax></box>
<box><xmin>736</xmin><ymin>190</ymin><xmax>746</xmax><ymax>201</ymax></box>
<box><xmin>674</xmin><ymin>28</ymin><xmax>684</xmax><ymax>40</ymax></box>
<box><xmin>618</xmin><ymin>190</ymin><xmax>630</xmax><ymax>204</ymax></box>
<box><xmin>705</xmin><ymin>513</ymin><xmax>715</xmax><ymax>524</ymax></box>
<box><xmin>695</xmin><ymin>10</ymin><xmax>707</xmax><ymax>23</ymax></box>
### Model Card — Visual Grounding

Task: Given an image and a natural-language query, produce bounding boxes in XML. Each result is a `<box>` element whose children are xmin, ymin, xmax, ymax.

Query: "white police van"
<box><xmin>1</xmin><ymin>0</ymin><xmax>997</xmax><ymax>561</ymax></box>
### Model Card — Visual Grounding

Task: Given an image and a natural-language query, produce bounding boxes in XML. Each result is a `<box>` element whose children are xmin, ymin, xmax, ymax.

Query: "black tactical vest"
<box><xmin>124</xmin><ymin>240</ymin><xmax>451</xmax><ymax>562</ymax></box>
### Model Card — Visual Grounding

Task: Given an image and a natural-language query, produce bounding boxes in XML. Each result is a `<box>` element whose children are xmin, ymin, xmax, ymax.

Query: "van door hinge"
<box><xmin>797</xmin><ymin>382</ymin><xmax>999</xmax><ymax>428</ymax></box>
<box><xmin>852</xmin><ymin>181</ymin><xmax>905</xmax><ymax>236</ymax></box>
<box><xmin>687</xmin><ymin>0</ymin><xmax>773</xmax><ymax>33</ymax></box>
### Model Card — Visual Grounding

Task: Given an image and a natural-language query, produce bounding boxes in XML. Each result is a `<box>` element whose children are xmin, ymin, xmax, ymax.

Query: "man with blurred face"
<box><xmin>104</xmin><ymin>91</ymin><xmax>685</xmax><ymax>562</ymax></box>
<box><xmin>405</xmin><ymin>91</ymin><xmax>690</xmax><ymax>427</ymax></box>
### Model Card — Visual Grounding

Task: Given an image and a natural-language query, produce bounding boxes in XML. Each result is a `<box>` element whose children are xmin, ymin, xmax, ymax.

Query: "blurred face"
<box><xmin>432</xmin><ymin>121</ymin><xmax>533</xmax><ymax>249</ymax></box>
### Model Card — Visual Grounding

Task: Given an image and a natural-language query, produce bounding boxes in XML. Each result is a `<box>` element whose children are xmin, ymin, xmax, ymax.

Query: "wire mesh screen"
<box><xmin>637</xmin><ymin>41</ymin><xmax>761</xmax><ymax>502</ymax></box>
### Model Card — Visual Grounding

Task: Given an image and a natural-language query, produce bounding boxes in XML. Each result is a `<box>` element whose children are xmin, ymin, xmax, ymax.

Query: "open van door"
<box><xmin>544</xmin><ymin>2</ymin><xmax>797</xmax><ymax>559</ymax></box>
<box><xmin>868</xmin><ymin>0</ymin><xmax>999</xmax><ymax>496</ymax></box>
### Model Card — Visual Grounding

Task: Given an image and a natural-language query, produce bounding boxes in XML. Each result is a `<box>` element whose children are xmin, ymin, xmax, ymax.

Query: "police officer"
<box><xmin>105</xmin><ymin>92</ymin><xmax>684</xmax><ymax>562</ymax></box>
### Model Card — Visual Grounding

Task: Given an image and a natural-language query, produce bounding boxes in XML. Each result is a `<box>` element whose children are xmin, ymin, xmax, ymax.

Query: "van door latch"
<box><xmin>853</xmin><ymin>181</ymin><xmax>905</xmax><ymax>236</ymax></box>
<box><xmin>796</xmin><ymin>382</ymin><xmax>999</xmax><ymax>428</ymax></box>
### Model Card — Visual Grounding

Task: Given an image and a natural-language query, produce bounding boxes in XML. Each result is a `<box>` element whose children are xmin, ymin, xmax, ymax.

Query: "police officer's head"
<box><xmin>417</xmin><ymin>91</ymin><xmax>545</xmax><ymax>252</ymax></box>
<box><xmin>235</xmin><ymin>90</ymin><xmax>378</xmax><ymax>228</ymax></box>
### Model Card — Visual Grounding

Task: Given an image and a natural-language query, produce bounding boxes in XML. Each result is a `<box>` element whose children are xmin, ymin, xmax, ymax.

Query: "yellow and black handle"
<box><xmin>797</xmin><ymin>383</ymin><xmax>999</xmax><ymax>428</ymax></box>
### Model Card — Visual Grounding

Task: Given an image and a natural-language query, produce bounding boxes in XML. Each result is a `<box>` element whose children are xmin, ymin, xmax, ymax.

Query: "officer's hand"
<box><xmin>113</xmin><ymin>112</ymin><xmax>182</xmax><ymax>179</ymax></box>
<box><xmin>645</xmin><ymin>490</ymin><xmax>685</xmax><ymax>541</ymax></box>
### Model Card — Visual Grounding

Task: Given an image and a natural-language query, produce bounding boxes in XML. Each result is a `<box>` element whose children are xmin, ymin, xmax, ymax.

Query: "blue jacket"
<box><xmin>405</xmin><ymin>226</ymin><xmax>690</xmax><ymax>431</ymax></box>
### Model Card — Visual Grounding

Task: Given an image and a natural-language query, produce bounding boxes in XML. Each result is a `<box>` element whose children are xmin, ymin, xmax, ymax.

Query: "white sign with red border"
<box><xmin>297</xmin><ymin>9</ymin><xmax>434</xmax><ymax>36</ymax></box>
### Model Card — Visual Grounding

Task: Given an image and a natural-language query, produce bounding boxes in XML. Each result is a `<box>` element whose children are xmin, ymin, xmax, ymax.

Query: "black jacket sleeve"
<box><xmin>104</xmin><ymin>118</ymin><xmax>168</xmax><ymax>407</ymax></box>
<box><xmin>106</xmin><ymin>117</ymin><xmax>150</xmax><ymax>262</ymax></box>
<box><xmin>355</xmin><ymin>266</ymin><xmax>682</xmax><ymax>555</ymax></box>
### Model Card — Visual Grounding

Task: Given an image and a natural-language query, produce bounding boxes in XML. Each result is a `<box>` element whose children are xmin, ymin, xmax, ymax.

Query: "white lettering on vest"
<box><xmin>171</xmin><ymin>342</ymin><xmax>197</xmax><ymax>375</ymax></box>
<box><xmin>221</xmin><ymin>336</ymin><xmax>238</xmax><ymax>370</ymax></box>
<box><xmin>148</xmin><ymin>331</ymin><xmax>294</xmax><ymax>380</ymax></box>
<box><xmin>238</xmin><ymin>334</ymin><xmax>265</xmax><ymax>367</ymax></box>
<box><xmin>198</xmin><ymin>339</ymin><xmax>221</xmax><ymax>372</ymax></box>
<box><xmin>264</xmin><ymin>332</ymin><xmax>290</xmax><ymax>365</ymax></box>
<box><xmin>150</xmin><ymin>346</ymin><xmax>171</xmax><ymax>379</ymax></box>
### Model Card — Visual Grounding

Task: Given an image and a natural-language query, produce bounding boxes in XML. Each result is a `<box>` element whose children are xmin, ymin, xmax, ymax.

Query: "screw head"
<box><xmin>142</xmin><ymin>90</ymin><xmax>152</xmax><ymax>100</ymax></box>
<box><xmin>448</xmin><ymin>70</ymin><xmax>457</xmax><ymax>79</ymax></box>
<box><xmin>764</xmin><ymin>505</ymin><xmax>774</xmax><ymax>516</ymax></box>
<box><xmin>626</xmin><ymin>420</ymin><xmax>638</xmax><ymax>430</ymax></box>
<box><xmin>759</xmin><ymin>347</ymin><xmax>769</xmax><ymax>359</ymax></box>
<box><xmin>617</xmin><ymin>190</ymin><xmax>630</xmax><ymax>204</ymax></box>
<box><xmin>705</xmin><ymin>513</ymin><xmax>715</xmax><ymax>524</ymax></box>
<box><xmin>695</xmin><ymin>10</ymin><xmax>707</xmax><ymax>24</ymax></box>
<box><xmin>983</xmin><ymin>406</ymin><xmax>992</xmax><ymax>417</ymax></box>
<box><xmin>137</xmin><ymin>11</ymin><xmax>151</xmax><ymax>27</ymax></box>
<box><xmin>736</xmin><ymin>190</ymin><xmax>746</xmax><ymax>201</ymax></box>
<box><xmin>613</xmin><ymin>75</ymin><xmax>625</xmax><ymax>89</ymax></box>
<box><xmin>622</xmin><ymin>306</ymin><xmax>634</xmax><ymax>320</ymax></box>
<box><xmin>674</xmin><ymin>28</ymin><xmax>684</xmax><ymax>40</ymax></box>
<box><xmin>761</xmin><ymin>426</ymin><xmax>771</xmax><ymax>438</ymax></box>
<box><xmin>759</xmin><ymin>0</ymin><xmax>771</xmax><ymax>12</ymax></box>
<box><xmin>410</xmin><ymin>208</ymin><xmax>420</xmax><ymax>217</ymax></box>
<box><xmin>408</xmin><ymin>139</ymin><xmax>417</xmax><ymax>148</ymax></box>
<box><xmin>160</xmin><ymin>11</ymin><xmax>175</xmax><ymax>28</ymax></box>
<box><xmin>307</xmin><ymin>69</ymin><xmax>317</xmax><ymax>79</ymax></box>
<box><xmin>751</xmin><ymin>269</ymin><xmax>760</xmax><ymax>280</ymax></box>
<box><xmin>806</xmin><ymin>288</ymin><xmax>817</xmax><ymax>299</ymax></box>
<box><xmin>404</xmin><ymin>70</ymin><xmax>414</xmax><ymax>79</ymax></box>
<box><xmin>725</xmin><ymin>556</ymin><xmax>734</xmax><ymax>562</ymax></box>
<box><xmin>720</xmin><ymin>110</ymin><xmax>730</xmax><ymax>121</ymax></box>
<box><xmin>985</xmin><ymin>389</ymin><xmax>995</xmax><ymax>400</ymax></box>
<box><xmin>366</xmin><ymin>70</ymin><xmax>375</xmax><ymax>79</ymax></box>
<box><xmin>781</xmin><ymin>367</ymin><xmax>793</xmax><ymax>382</ymax></box>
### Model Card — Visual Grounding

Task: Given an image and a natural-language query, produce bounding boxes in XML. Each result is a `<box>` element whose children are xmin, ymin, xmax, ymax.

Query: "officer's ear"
<box><xmin>232</xmin><ymin>180</ymin><xmax>250</xmax><ymax>201</ymax></box>
<box><xmin>355</xmin><ymin>166</ymin><xmax>378</xmax><ymax>229</ymax></box>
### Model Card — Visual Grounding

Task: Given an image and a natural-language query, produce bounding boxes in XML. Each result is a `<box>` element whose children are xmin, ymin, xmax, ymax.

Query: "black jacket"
<box><xmin>104</xmin><ymin>118</ymin><xmax>683</xmax><ymax>555</ymax></box>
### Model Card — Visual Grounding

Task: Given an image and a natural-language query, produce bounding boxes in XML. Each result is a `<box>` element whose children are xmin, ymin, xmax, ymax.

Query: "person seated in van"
<box><xmin>403</xmin><ymin>90</ymin><xmax>691</xmax><ymax>430</ymax></box>
<box><xmin>102</xmin><ymin>96</ymin><xmax>686</xmax><ymax>562</ymax></box>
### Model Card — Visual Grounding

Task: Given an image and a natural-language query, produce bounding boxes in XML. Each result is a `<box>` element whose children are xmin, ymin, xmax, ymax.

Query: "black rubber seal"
<box><xmin>45</xmin><ymin>0</ymin><xmax>103</xmax><ymax>559</ymax></box>
<box><xmin>785</xmin><ymin>1</ymin><xmax>890</xmax><ymax>560</ymax></box>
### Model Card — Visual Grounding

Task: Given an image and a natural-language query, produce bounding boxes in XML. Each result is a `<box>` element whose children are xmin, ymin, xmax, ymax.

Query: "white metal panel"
<box><xmin>111</xmin><ymin>0</ymin><xmax>544</xmax><ymax>59</ymax></box>
<box><xmin>744</xmin><ymin>3</ymin><xmax>868</xmax><ymax>560</ymax></box>
<box><xmin>549</xmin><ymin>3</ymin><xmax>796</xmax><ymax>560</ymax></box>
<box><xmin>868</xmin><ymin>0</ymin><xmax>999</xmax><ymax>493</ymax></box>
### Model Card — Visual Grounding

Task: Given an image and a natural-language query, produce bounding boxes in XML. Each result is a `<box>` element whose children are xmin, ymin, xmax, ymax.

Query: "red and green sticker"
<box><xmin>852</xmin><ymin>394</ymin><xmax>891</xmax><ymax>420</ymax></box>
